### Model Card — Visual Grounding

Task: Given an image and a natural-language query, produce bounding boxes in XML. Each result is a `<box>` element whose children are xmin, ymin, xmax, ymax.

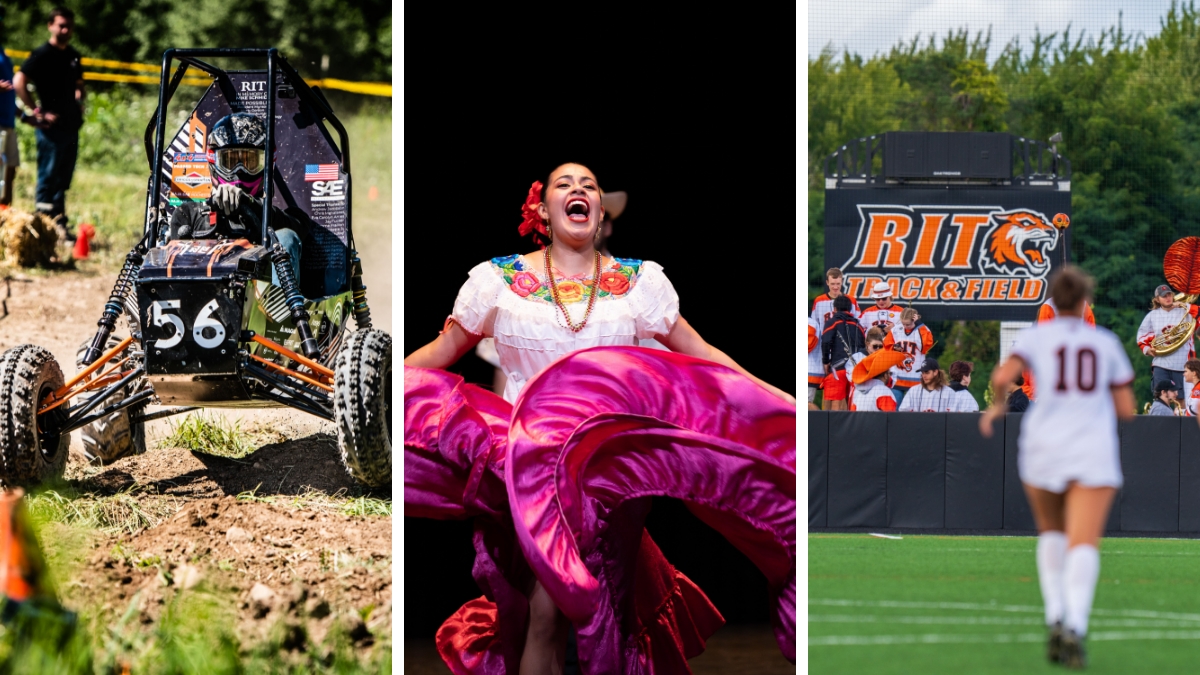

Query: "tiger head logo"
<box><xmin>980</xmin><ymin>210</ymin><xmax>1060</xmax><ymax>277</ymax></box>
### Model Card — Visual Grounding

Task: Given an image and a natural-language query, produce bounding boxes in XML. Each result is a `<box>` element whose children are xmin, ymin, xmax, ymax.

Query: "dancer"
<box><xmin>404</xmin><ymin>162</ymin><xmax>796</xmax><ymax>674</ymax></box>
<box><xmin>981</xmin><ymin>266</ymin><xmax>1135</xmax><ymax>669</ymax></box>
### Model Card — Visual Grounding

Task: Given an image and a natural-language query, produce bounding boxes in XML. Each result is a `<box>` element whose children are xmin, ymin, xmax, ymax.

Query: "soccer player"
<box><xmin>980</xmin><ymin>266</ymin><xmax>1136</xmax><ymax>669</ymax></box>
<box><xmin>1024</xmin><ymin>297</ymin><xmax>1097</xmax><ymax>400</ymax></box>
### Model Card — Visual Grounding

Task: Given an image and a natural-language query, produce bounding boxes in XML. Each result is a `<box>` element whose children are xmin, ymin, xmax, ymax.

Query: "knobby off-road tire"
<box><xmin>333</xmin><ymin>329</ymin><xmax>391</xmax><ymax>487</ymax></box>
<box><xmin>74</xmin><ymin>337</ymin><xmax>147</xmax><ymax>465</ymax></box>
<box><xmin>0</xmin><ymin>345</ymin><xmax>70</xmax><ymax>486</ymax></box>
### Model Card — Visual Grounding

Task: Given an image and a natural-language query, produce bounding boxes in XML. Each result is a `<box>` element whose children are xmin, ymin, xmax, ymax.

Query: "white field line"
<box><xmin>810</xmin><ymin>599</ymin><xmax>1200</xmax><ymax>622</ymax></box>
<box><xmin>809</xmin><ymin>614</ymin><xmax>1200</xmax><ymax>628</ymax></box>
<box><xmin>811</xmin><ymin>631</ymin><xmax>1200</xmax><ymax>646</ymax></box>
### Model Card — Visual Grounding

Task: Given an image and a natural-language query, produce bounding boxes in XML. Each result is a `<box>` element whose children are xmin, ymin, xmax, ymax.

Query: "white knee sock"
<box><xmin>1036</xmin><ymin>531</ymin><xmax>1068</xmax><ymax>626</ymax></box>
<box><xmin>1064</xmin><ymin>544</ymin><xmax>1101</xmax><ymax>636</ymax></box>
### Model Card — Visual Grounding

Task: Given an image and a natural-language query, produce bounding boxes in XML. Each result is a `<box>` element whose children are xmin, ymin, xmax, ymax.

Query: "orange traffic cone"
<box><xmin>73</xmin><ymin>223</ymin><xmax>95</xmax><ymax>260</ymax></box>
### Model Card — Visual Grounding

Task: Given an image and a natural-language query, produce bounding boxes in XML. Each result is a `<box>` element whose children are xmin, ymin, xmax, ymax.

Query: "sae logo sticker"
<box><xmin>312</xmin><ymin>180</ymin><xmax>346</xmax><ymax>202</ymax></box>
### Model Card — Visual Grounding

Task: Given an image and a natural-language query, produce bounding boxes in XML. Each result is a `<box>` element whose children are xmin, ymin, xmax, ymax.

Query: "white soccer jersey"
<box><xmin>1136</xmin><ymin>304</ymin><xmax>1198</xmax><ymax>371</ymax></box>
<box><xmin>884</xmin><ymin>323</ymin><xmax>934</xmax><ymax>388</ymax></box>
<box><xmin>859</xmin><ymin>305</ymin><xmax>904</xmax><ymax>333</ymax></box>
<box><xmin>897</xmin><ymin>385</ymin><xmax>958</xmax><ymax>412</ymax></box>
<box><xmin>1011</xmin><ymin>317</ymin><xmax>1134</xmax><ymax>491</ymax></box>
<box><xmin>810</xmin><ymin>293</ymin><xmax>861</xmax><ymax>336</ymax></box>
<box><xmin>1188</xmin><ymin>381</ymin><xmax>1200</xmax><ymax>416</ymax></box>
<box><xmin>852</xmin><ymin>379</ymin><xmax>897</xmax><ymax>412</ymax></box>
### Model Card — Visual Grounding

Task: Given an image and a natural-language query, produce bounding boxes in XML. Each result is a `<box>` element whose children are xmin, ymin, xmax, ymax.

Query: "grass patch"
<box><xmin>810</xmin><ymin>533</ymin><xmax>1200</xmax><ymax>674</ymax></box>
<box><xmin>24</xmin><ymin>486</ymin><xmax>181</xmax><ymax>535</ymax></box>
<box><xmin>160</xmin><ymin>411</ymin><xmax>256</xmax><ymax>458</ymax></box>
<box><xmin>237</xmin><ymin>485</ymin><xmax>392</xmax><ymax>518</ymax></box>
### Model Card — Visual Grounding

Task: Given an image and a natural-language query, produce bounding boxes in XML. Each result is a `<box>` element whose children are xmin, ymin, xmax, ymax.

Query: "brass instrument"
<box><xmin>1151</xmin><ymin>293</ymin><xmax>1200</xmax><ymax>356</ymax></box>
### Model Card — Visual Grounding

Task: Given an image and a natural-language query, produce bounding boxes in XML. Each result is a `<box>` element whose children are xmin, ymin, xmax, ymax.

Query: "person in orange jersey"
<box><xmin>882</xmin><ymin>308</ymin><xmax>934</xmax><ymax>405</ymax></box>
<box><xmin>850</xmin><ymin>348</ymin><xmax>904</xmax><ymax>412</ymax></box>
<box><xmin>1023</xmin><ymin>297</ymin><xmax>1097</xmax><ymax>401</ymax></box>
<box><xmin>810</xmin><ymin>267</ymin><xmax>859</xmax><ymax>337</ymax></box>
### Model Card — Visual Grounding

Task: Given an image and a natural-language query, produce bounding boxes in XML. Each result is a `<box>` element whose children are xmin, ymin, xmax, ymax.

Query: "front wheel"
<box><xmin>0</xmin><ymin>345</ymin><xmax>70</xmax><ymax>487</ymax></box>
<box><xmin>333</xmin><ymin>329</ymin><xmax>391</xmax><ymax>487</ymax></box>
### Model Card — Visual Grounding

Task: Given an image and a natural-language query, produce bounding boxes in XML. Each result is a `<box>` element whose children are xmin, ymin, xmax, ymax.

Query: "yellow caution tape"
<box><xmin>3</xmin><ymin>49</ymin><xmax>391</xmax><ymax>97</ymax></box>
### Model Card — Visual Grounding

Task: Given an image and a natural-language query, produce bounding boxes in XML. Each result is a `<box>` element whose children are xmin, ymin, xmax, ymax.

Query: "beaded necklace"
<box><xmin>544</xmin><ymin>244</ymin><xmax>601</xmax><ymax>332</ymax></box>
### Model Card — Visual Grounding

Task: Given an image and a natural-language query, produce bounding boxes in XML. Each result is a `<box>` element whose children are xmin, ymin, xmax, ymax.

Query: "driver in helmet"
<box><xmin>168</xmin><ymin>112</ymin><xmax>308</xmax><ymax>285</ymax></box>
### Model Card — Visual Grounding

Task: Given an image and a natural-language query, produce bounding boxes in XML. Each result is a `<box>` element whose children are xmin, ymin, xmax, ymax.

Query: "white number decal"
<box><xmin>193</xmin><ymin>299</ymin><xmax>226</xmax><ymax>349</ymax></box>
<box><xmin>150</xmin><ymin>299</ymin><xmax>226</xmax><ymax>350</ymax></box>
<box><xmin>151</xmin><ymin>300</ymin><xmax>184</xmax><ymax>348</ymax></box>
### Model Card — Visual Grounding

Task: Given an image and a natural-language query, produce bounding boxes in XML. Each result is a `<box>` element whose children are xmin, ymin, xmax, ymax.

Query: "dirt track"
<box><xmin>0</xmin><ymin>243</ymin><xmax>392</xmax><ymax>651</ymax></box>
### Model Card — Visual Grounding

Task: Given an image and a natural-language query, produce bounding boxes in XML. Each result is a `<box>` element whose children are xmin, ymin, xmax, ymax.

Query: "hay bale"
<box><xmin>0</xmin><ymin>209</ymin><xmax>59</xmax><ymax>267</ymax></box>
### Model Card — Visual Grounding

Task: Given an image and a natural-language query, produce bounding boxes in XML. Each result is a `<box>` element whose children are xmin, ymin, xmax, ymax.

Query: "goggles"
<box><xmin>210</xmin><ymin>147</ymin><xmax>264</xmax><ymax>176</ymax></box>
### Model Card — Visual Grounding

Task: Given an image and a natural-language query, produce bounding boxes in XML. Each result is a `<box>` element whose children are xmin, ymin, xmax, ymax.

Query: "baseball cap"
<box><xmin>1156</xmin><ymin>284</ymin><xmax>1174</xmax><ymax>297</ymax></box>
<box><xmin>870</xmin><ymin>282</ymin><xmax>893</xmax><ymax>299</ymax></box>
<box><xmin>1155</xmin><ymin>379</ymin><xmax>1181</xmax><ymax>394</ymax></box>
<box><xmin>919</xmin><ymin>357</ymin><xmax>940</xmax><ymax>373</ymax></box>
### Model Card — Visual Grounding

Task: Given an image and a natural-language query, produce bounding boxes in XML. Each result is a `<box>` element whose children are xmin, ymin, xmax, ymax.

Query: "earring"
<box><xmin>547</xmin><ymin>225</ymin><xmax>553</xmax><ymax>241</ymax></box>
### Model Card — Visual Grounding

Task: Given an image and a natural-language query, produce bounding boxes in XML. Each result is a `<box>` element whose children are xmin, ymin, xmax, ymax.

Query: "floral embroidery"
<box><xmin>490</xmin><ymin>254</ymin><xmax>643</xmax><ymax>304</ymax></box>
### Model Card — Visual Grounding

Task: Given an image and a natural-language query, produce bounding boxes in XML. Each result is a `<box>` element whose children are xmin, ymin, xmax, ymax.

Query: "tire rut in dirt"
<box><xmin>75</xmin><ymin>337</ymin><xmax>147</xmax><ymax>465</ymax></box>
<box><xmin>333</xmin><ymin>329</ymin><xmax>391</xmax><ymax>487</ymax></box>
<box><xmin>0</xmin><ymin>344</ymin><xmax>70</xmax><ymax>486</ymax></box>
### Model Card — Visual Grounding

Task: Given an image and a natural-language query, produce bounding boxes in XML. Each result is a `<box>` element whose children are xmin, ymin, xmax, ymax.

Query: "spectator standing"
<box><xmin>1008</xmin><ymin>373</ymin><xmax>1031</xmax><ymax>413</ymax></box>
<box><xmin>13</xmin><ymin>7</ymin><xmax>84</xmax><ymax>240</ymax></box>
<box><xmin>1185</xmin><ymin>359</ymin><xmax>1200</xmax><ymax>416</ymax></box>
<box><xmin>948</xmin><ymin>360</ymin><xmax>980</xmax><ymax>412</ymax></box>
<box><xmin>810</xmin><ymin>267</ymin><xmax>860</xmax><ymax>337</ymax></box>
<box><xmin>858</xmin><ymin>282</ymin><xmax>903</xmax><ymax>333</ymax></box>
<box><xmin>808</xmin><ymin>317</ymin><xmax>824</xmax><ymax>405</ymax></box>
<box><xmin>846</xmin><ymin>327</ymin><xmax>886</xmax><ymax>410</ymax></box>
<box><xmin>1136</xmin><ymin>284</ymin><xmax>1199</xmax><ymax>398</ymax></box>
<box><xmin>882</xmin><ymin>308</ymin><xmax>933</xmax><ymax>404</ymax></box>
<box><xmin>1148</xmin><ymin>380</ymin><xmax>1180</xmax><ymax>416</ymax></box>
<box><xmin>0</xmin><ymin>6</ymin><xmax>18</xmax><ymax>207</ymax></box>
<box><xmin>821</xmin><ymin>294</ymin><xmax>865</xmax><ymax>411</ymax></box>
<box><xmin>849</xmin><ymin>349</ymin><xmax>902</xmax><ymax>412</ymax></box>
<box><xmin>898</xmin><ymin>358</ymin><xmax>957</xmax><ymax>412</ymax></box>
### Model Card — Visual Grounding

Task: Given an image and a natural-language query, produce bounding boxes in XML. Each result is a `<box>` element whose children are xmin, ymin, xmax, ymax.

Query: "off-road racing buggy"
<box><xmin>0</xmin><ymin>49</ymin><xmax>390</xmax><ymax>488</ymax></box>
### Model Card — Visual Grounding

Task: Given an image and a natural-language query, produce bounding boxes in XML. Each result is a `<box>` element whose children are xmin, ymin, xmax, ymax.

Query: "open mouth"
<box><xmin>1025</xmin><ymin>248</ymin><xmax>1045</xmax><ymax>265</ymax></box>
<box><xmin>566</xmin><ymin>198</ymin><xmax>590</xmax><ymax>223</ymax></box>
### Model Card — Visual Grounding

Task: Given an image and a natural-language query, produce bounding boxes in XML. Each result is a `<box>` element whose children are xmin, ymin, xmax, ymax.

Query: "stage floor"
<box><xmin>403</xmin><ymin>624</ymin><xmax>795</xmax><ymax>674</ymax></box>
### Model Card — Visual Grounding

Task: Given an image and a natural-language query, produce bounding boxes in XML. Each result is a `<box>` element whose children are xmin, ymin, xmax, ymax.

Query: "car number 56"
<box><xmin>150</xmin><ymin>299</ymin><xmax>226</xmax><ymax>349</ymax></box>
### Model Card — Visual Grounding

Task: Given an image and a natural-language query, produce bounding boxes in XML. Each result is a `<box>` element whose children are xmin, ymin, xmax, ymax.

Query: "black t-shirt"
<box><xmin>20</xmin><ymin>42</ymin><xmax>83</xmax><ymax>129</ymax></box>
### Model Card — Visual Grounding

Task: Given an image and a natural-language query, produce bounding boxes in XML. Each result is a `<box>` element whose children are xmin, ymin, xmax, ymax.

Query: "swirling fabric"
<box><xmin>404</xmin><ymin>346</ymin><xmax>797</xmax><ymax>674</ymax></box>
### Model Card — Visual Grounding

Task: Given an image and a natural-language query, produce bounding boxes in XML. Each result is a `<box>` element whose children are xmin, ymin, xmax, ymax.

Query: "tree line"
<box><xmin>809</xmin><ymin>2</ymin><xmax>1200</xmax><ymax>406</ymax></box>
<box><xmin>0</xmin><ymin>0</ymin><xmax>390</xmax><ymax>83</ymax></box>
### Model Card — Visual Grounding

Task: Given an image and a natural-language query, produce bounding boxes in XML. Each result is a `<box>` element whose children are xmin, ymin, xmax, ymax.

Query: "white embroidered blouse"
<box><xmin>449</xmin><ymin>253</ymin><xmax>680</xmax><ymax>402</ymax></box>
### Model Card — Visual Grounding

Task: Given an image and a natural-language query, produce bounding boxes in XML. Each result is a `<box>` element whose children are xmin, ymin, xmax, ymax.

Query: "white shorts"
<box><xmin>808</xmin><ymin>385</ymin><xmax>818</xmax><ymax>403</ymax></box>
<box><xmin>1018</xmin><ymin>442</ymin><xmax>1123</xmax><ymax>493</ymax></box>
<box><xmin>0</xmin><ymin>127</ymin><xmax>19</xmax><ymax>169</ymax></box>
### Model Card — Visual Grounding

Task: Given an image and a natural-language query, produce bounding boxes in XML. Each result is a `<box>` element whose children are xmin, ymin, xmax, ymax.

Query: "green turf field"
<box><xmin>809</xmin><ymin>533</ymin><xmax>1200</xmax><ymax>674</ymax></box>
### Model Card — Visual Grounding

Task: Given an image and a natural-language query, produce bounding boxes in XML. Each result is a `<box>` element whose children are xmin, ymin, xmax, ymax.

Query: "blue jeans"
<box><xmin>1151</xmin><ymin>366</ymin><xmax>1184</xmax><ymax>400</ymax></box>
<box><xmin>34</xmin><ymin>126</ymin><xmax>78</xmax><ymax>224</ymax></box>
<box><xmin>271</xmin><ymin>228</ymin><xmax>303</xmax><ymax>290</ymax></box>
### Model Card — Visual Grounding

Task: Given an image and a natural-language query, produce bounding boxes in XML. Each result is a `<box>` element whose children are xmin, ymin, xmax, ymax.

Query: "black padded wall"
<box><xmin>945</xmin><ymin>412</ymin><xmax>1004</xmax><ymax>529</ymax></box>
<box><xmin>809</xmin><ymin>411</ymin><xmax>829</xmax><ymax>527</ymax></box>
<box><xmin>886</xmin><ymin>413</ymin><xmax>946</xmax><ymax>528</ymax></box>
<box><xmin>827</xmin><ymin>411</ymin><xmax>887</xmax><ymax>527</ymax></box>
<box><xmin>1180</xmin><ymin>419</ymin><xmax>1200</xmax><ymax>532</ymax></box>
<box><xmin>1120</xmin><ymin>417</ymin><xmax>1180</xmax><ymax>532</ymax></box>
<box><xmin>1003</xmin><ymin>413</ymin><xmax>1035</xmax><ymax>530</ymax></box>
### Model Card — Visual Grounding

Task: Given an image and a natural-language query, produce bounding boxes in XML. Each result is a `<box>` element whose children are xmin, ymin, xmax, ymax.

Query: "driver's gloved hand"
<box><xmin>210</xmin><ymin>183</ymin><xmax>247</xmax><ymax>215</ymax></box>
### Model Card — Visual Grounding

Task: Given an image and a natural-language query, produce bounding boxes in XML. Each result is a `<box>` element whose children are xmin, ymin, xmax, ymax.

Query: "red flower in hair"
<box><xmin>518</xmin><ymin>181</ymin><xmax>550</xmax><ymax>248</ymax></box>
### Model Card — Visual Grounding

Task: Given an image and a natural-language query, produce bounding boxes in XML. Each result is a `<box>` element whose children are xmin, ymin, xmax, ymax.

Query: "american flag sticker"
<box><xmin>304</xmin><ymin>163</ymin><xmax>339</xmax><ymax>181</ymax></box>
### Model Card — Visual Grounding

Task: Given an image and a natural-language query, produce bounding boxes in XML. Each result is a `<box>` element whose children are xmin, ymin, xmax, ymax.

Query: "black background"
<box><xmin>403</xmin><ymin>9</ymin><xmax>798</xmax><ymax>636</ymax></box>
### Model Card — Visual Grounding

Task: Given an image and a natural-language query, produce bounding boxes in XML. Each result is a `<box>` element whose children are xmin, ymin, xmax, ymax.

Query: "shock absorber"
<box><xmin>269</xmin><ymin>229</ymin><xmax>320</xmax><ymax>360</ymax></box>
<box><xmin>82</xmin><ymin>246</ymin><xmax>146</xmax><ymax>366</ymax></box>
<box><xmin>349</xmin><ymin>253</ymin><xmax>371</xmax><ymax>330</ymax></box>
